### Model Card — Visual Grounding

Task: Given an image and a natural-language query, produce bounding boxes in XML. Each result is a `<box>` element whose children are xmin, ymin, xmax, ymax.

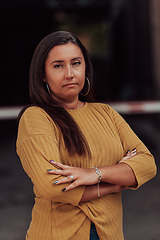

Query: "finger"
<box><xmin>53</xmin><ymin>175</ymin><xmax>74</xmax><ymax>185</ymax></box>
<box><xmin>126</xmin><ymin>149</ymin><xmax>136</xmax><ymax>156</ymax></box>
<box><xmin>49</xmin><ymin>160</ymin><xmax>66</xmax><ymax>170</ymax></box>
<box><xmin>130</xmin><ymin>151</ymin><xmax>136</xmax><ymax>156</ymax></box>
<box><xmin>129</xmin><ymin>150</ymin><xmax>137</xmax><ymax>157</ymax></box>
<box><xmin>119</xmin><ymin>158</ymin><xmax>126</xmax><ymax>163</ymax></box>
<box><xmin>123</xmin><ymin>153</ymin><xmax>135</xmax><ymax>160</ymax></box>
<box><xmin>121</xmin><ymin>151</ymin><xmax>131</xmax><ymax>160</ymax></box>
<box><xmin>62</xmin><ymin>180</ymin><xmax>78</xmax><ymax>192</ymax></box>
<box><xmin>119</xmin><ymin>155</ymin><xmax>129</xmax><ymax>162</ymax></box>
<box><xmin>125</xmin><ymin>149</ymin><xmax>137</xmax><ymax>158</ymax></box>
<box><xmin>119</xmin><ymin>151</ymin><xmax>137</xmax><ymax>163</ymax></box>
<box><xmin>132</xmin><ymin>148</ymin><xmax>137</xmax><ymax>153</ymax></box>
<box><xmin>131</xmin><ymin>152</ymin><xmax>137</xmax><ymax>156</ymax></box>
<box><xmin>47</xmin><ymin>169</ymin><xmax>70</xmax><ymax>176</ymax></box>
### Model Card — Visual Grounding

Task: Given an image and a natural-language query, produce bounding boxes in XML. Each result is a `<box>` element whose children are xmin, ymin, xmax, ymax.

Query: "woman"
<box><xmin>16</xmin><ymin>31</ymin><xmax>157</xmax><ymax>240</ymax></box>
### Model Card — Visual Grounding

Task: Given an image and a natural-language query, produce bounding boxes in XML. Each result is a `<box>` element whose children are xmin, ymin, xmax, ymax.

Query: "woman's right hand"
<box><xmin>47</xmin><ymin>161</ymin><xmax>101</xmax><ymax>191</ymax></box>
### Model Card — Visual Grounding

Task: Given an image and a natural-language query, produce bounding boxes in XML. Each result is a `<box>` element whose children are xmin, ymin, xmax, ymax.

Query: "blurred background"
<box><xmin>0</xmin><ymin>0</ymin><xmax>160</xmax><ymax>239</ymax></box>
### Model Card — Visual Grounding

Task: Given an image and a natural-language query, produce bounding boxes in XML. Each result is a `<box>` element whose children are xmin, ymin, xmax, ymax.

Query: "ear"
<box><xmin>43</xmin><ymin>72</ymin><xmax>46</xmax><ymax>82</ymax></box>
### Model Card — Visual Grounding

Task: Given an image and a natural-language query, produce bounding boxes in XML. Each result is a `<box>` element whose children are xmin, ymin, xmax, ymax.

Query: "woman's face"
<box><xmin>44</xmin><ymin>43</ymin><xmax>86</xmax><ymax>104</ymax></box>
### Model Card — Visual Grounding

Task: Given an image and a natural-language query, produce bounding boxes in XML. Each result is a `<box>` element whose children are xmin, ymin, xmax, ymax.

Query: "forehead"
<box><xmin>47</xmin><ymin>43</ymin><xmax>84</xmax><ymax>60</ymax></box>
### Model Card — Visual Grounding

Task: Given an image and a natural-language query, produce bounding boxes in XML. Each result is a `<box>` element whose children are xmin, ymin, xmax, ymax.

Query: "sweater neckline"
<box><xmin>67</xmin><ymin>102</ymin><xmax>88</xmax><ymax>113</ymax></box>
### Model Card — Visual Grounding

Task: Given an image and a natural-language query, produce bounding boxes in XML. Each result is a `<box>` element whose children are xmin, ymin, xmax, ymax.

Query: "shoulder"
<box><xmin>87</xmin><ymin>102</ymin><xmax>126</xmax><ymax>125</ymax></box>
<box><xmin>21</xmin><ymin>106</ymin><xmax>49</xmax><ymax>119</ymax></box>
<box><xmin>19</xmin><ymin>106</ymin><xmax>50</xmax><ymax>128</ymax></box>
<box><xmin>87</xmin><ymin>102</ymin><xmax>115</xmax><ymax>115</ymax></box>
<box><xmin>18</xmin><ymin>106</ymin><xmax>58</xmax><ymax>137</ymax></box>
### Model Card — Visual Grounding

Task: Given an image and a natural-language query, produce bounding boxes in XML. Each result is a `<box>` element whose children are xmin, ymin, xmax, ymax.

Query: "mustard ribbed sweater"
<box><xmin>16</xmin><ymin>102</ymin><xmax>156</xmax><ymax>240</ymax></box>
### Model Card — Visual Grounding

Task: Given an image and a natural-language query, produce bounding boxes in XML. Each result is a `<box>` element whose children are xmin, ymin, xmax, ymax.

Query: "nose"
<box><xmin>65</xmin><ymin>65</ymin><xmax>74</xmax><ymax>79</ymax></box>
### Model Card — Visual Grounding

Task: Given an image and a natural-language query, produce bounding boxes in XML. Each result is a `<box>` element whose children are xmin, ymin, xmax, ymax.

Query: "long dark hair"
<box><xmin>29</xmin><ymin>31</ymin><xmax>93</xmax><ymax>156</ymax></box>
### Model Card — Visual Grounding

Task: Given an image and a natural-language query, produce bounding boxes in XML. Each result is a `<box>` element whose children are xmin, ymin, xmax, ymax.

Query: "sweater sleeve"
<box><xmin>16</xmin><ymin>107</ymin><xmax>85</xmax><ymax>206</ymax></box>
<box><xmin>110</xmin><ymin>106</ymin><xmax>157</xmax><ymax>189</ymax></box>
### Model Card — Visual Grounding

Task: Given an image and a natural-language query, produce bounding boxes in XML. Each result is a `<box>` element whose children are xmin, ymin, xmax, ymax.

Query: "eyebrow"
<box><xmin>51</xmin><ymin>57</ymin><xmax>82</xmax><ymax>64</ymax></box>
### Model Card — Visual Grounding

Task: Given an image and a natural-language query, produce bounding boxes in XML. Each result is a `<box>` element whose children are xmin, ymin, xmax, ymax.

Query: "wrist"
<box><xmin>92</xmin><ymin>167</ymin><xmax>101</xmax><ymax>197</ymax></box>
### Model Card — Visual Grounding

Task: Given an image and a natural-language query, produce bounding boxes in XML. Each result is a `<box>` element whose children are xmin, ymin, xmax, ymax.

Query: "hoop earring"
<box><xmin>80</xmin><ymin>77</ymin><xmax>90</xmax><ymax>96</ymax></box>
<box><xmin>46</xmin><ymin>83</ymin><xmax>50</xmax><ymax>94</ymax></box>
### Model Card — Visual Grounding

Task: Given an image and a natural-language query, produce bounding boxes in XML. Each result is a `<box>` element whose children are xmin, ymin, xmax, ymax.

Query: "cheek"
<box><xmin>79</xmin><ymin>67</ymin><xmax>85</xmax><ymax>82</ymax></box>
<box><xmin>49</xmin><ymin>79</ymin><xmax>61</xmax><ymax>90</ymax></box>
<box><xmin>46</xmin><ymin>77</ymin><xmax>59</xmax><ymax>93</ymax></box>
<box><xmin>78</xmin><ymin>74</ymin><xmax>85</xmax><ymax>87</ymax></box>
<box><xmin>46</xmin><ymin>71</ymin><xmax>60</xmax><ymax>86</ymax></box>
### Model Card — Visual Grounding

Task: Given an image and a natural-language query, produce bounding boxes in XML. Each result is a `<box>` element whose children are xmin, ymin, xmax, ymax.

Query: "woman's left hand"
<box><xmin>119</xmin><ymin>148</ymin><xmax>137</xmax><ymax>163</ymax></box>
<box><xmin>47</xmin><ymin>161</ymin><xmax>99</xmax><ymax>191</ymax></box>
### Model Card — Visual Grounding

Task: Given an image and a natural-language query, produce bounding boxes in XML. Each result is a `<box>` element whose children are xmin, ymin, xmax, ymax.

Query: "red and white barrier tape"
<box><xmin>0</xmin><ymin>101</ymin><xmax>160</xmax><ymax>120</ymax></box>
<box><xmin>108</xmin><ymin>101</ymin><xmax>160</xmax><ymax>114</ymax></box>
<box><xmin>0</xmin><ymin>106</ymin><xmax>23</xmax><ymax>120</ymax></box>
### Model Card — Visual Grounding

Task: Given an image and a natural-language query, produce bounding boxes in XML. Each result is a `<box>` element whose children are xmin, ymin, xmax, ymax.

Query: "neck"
<box><xmin>63</xmin><ymin>99</ymin><xmax>84</xmax><ymax>110</ymax></box>
<box><xmin>51</xmin><ymin>94</ymin><xmax>85</xmax><ymax>110</ymax></box>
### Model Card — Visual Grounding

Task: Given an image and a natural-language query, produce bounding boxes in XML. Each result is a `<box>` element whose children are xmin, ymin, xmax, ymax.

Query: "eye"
<box><xmin>54</xmin><ymin>64</ymin><xmax>63</xmax><ymax>69</ymax></box>
<box><xmin>72</xmin><ymin>61</ymin><xmax>81</xmax><ymax>66</ymax></box>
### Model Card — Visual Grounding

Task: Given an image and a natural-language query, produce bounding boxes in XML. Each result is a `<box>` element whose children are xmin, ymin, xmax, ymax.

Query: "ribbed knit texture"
<box><xmin>16</xmin><ymin>102</ymin><xmax>156</xmax><ymax>240</ymax></box>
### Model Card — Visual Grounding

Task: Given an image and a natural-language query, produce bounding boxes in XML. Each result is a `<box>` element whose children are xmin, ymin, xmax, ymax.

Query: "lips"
<box><xmin>63</xmin><ymin>82</ymin><xmax>78</xmax><ymax>87</ymax></box>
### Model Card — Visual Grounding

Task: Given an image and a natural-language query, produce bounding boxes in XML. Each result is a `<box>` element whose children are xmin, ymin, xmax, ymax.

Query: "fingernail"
<box><xmin>132</xmin><ymin>148</ymin><xmax>136</xmax><ymax>151</ymax></box>
<box><xmin>62</xmin><ymin>188</ymin><xmax>66</xmax><ymax>192</ymax></box>
<box><xmin>126</xmin><ymin>150</ymin><xmax>130</xmax><ymax>154</ymax></box>
<box><xmin>53</xmin><ymin>180</ymin><xmax>58</xmax><ymax>184</ymax></box>
<box><xmin>47</xmin><ymin>169</ymin><xmax>53</xmax><ymax>172</ymax></box>
<box><xmin>50</xmin><ymin>160</ymin><xmax>55</xmax><ymax>163</ymax></box>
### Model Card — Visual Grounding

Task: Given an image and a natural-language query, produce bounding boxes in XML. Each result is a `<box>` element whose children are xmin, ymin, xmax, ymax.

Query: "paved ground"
<box><xmin>0</xmin><ymin>114</ymin><xmax>160</xmax><ymax>240</ymax></box>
